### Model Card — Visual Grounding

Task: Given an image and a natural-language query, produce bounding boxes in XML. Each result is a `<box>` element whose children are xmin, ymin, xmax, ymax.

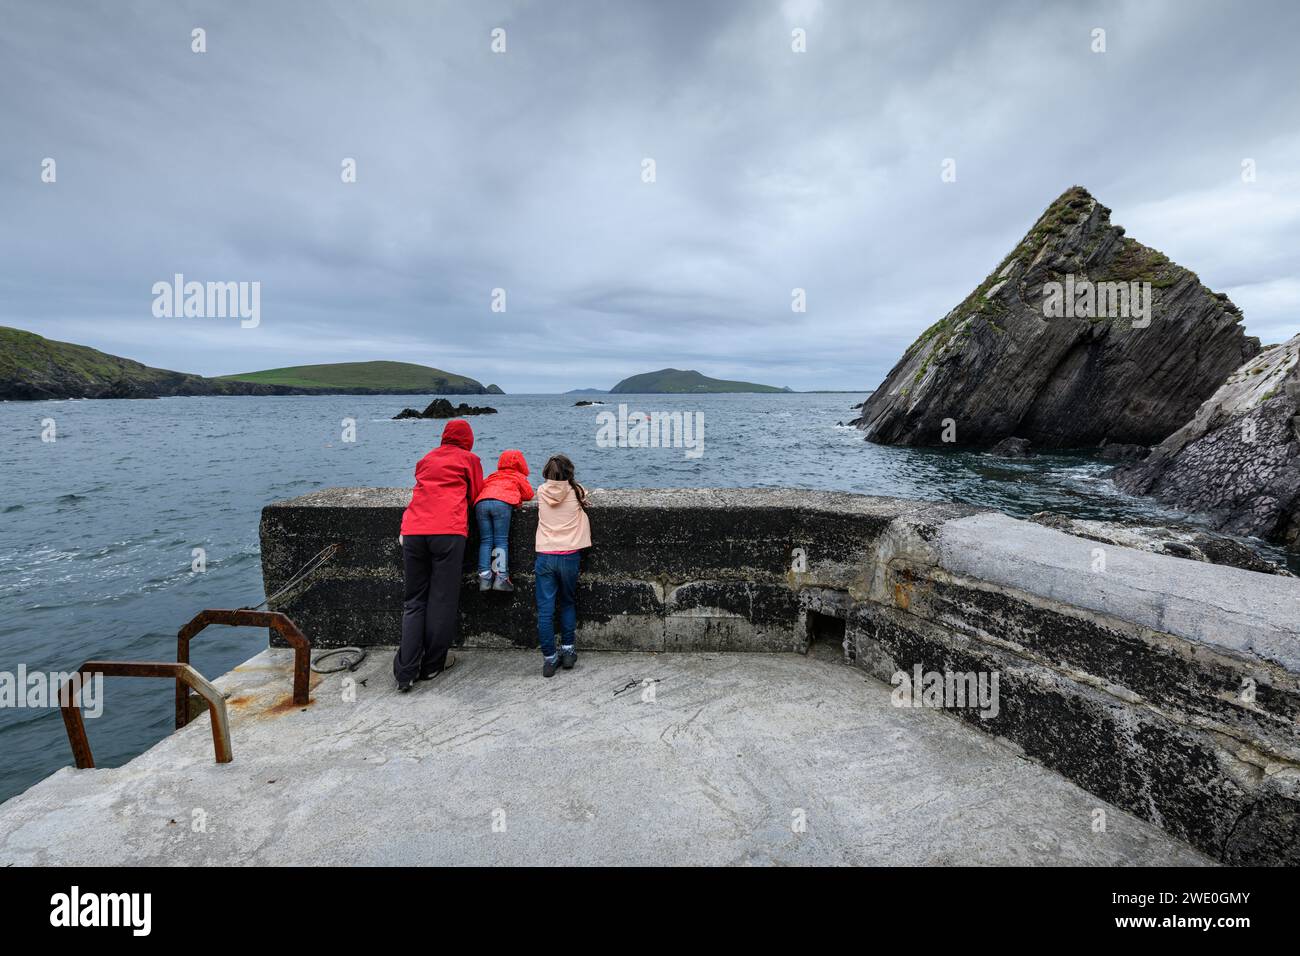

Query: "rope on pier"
<box><xmin>243</xmin><ymin>543</ymin><xmax>340</xmax><ymax>612</ymax></box>
<box><xmin>311</xmin><ymin>647</ymin><xmax>368</xmax><ymax>674</ymax></box>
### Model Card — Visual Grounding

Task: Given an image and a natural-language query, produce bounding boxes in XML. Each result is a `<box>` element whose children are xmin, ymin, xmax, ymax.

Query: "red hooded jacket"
<box><xmin>475</xmin><ymin>449</ymin><xmax>534</xmax><ymax>507</ymax></box>
<box><xmin>400</xmin><ymin>419</ymin><xmax>484</xmax><ymax>536</ymax></box>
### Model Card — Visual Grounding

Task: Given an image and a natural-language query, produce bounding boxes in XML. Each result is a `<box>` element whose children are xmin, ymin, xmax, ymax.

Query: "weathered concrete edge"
<box><xmin>847</xmin><ymin>601</ymin><xmax>1299</xmax><ymax>865</ymax></box>
<box><xmin>855</xmin><ymin>506</ymin><xmax>1300</xmax><ymax>865</ymax></box>
<box><xmin>260</xmin><ymin>485</ymin><xmax>1300</xmax><ymax>671</ymax></box>
<box><xmin>936</xmin><ymin>512</ymin><xmax>1300</xmax><ymax>671</ymax></box>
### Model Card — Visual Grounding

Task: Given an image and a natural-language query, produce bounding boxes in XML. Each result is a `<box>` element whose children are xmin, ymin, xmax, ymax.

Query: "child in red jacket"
<box><xmin>473</xmin><ymin>449</ymin><xmax>534</xmax><ymax>592</ymax></box>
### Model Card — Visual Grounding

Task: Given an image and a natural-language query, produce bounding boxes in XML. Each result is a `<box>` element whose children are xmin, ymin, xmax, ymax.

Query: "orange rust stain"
<box><xmin>893</xmin><ymin>581</ymin><xmax>912</xmax><ymax>610</ymax></box>
<box><xmin>259</xmin><ymin>693</ymin><xmax>316</xmax><ymax>718</ymax></box>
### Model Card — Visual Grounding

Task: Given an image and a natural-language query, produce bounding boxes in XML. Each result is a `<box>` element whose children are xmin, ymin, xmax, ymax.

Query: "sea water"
<box><xmin>0</xmin><ymin>392</ymin><xmax>1273</xmax><ymax>803</ymax></box>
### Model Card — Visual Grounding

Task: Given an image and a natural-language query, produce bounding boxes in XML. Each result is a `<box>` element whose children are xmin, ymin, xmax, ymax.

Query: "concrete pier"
<box><xmin>1</xmin><ymin>487</ymin><xmax>1296</xmax><ymax>865</ymax></box>
<box><xmin>0</xmin><ymin>648</ymin><xmax>1210</xmax><ymax>866</ymax></box>
<box><xmin>256</xmin><ymin>488</ymin><xmax>1300</xmax><ymax>864</ymax></box>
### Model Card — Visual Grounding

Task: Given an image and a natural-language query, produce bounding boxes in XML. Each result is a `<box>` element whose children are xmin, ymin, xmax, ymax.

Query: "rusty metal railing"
<box><xmin>176</xmin><ymin>609</ymin><xmax>311</xmax><ymax>729</ymax></box>
<box><xmin>60</xmin><ymin>661</ymin><xmax>232</xmax><ymax>768</ymax></box>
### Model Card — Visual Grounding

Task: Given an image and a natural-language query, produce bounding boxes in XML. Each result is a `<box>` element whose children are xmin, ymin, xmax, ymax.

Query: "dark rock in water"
<box><xmin>1028</xmin><ymin>512</ymin><xmax>1293</xmax><ymax>575</ymax></box>
<box><xmin>1112</xmin><ymin>333</ymin><xmax>1300</xmax><ymax>551</ymax></box>
<box><xmin>856</xmin><ymin>186</ymin><xmax>1259</xmax><ymax>449</ymax></box>
<box><xmin>989</xmin><ymin>437</ymin><xmax>1033</xmax><ymax>458</ymax></box>
<box><xmin>573</xmin><ymin>400</ymin><xmax>606</xmax><ymax>407</ymax></box>
<box><xmin>393</xmin><ymin>398</ymin><xmax>497</xmax><ymax>420</ymax></box>
<box><xmin>1099</xmin><ymin>440</ymin><xmax>1149</xmax><ymax>462</ymax></box>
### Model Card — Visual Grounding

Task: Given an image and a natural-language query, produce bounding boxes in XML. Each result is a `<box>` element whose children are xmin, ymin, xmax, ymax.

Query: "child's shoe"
<box><xmin>492</xmin><ymin>575</ymin><xmax>515</xmax><ymax>592</ymax></box>
<box><xmin>478</xmin><ymin>571</ymin><xmax>493</xmax><ymax>591</ymax></box>
<box><xmin>560</xmin><ymin>645</ymin><xmax>577</xmax><ymax>669</ymax></box>
<box><xmin>542</xmin><ymin>654</ymin><xmax>559</xmax><ymax>678</ymax></box>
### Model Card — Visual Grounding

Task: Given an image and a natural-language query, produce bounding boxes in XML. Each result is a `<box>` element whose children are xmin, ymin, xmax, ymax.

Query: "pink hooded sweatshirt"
<box><xmin>535</xmin><ymin>480</ymin><xmax>592</xmax><ymax>552</ymax></box>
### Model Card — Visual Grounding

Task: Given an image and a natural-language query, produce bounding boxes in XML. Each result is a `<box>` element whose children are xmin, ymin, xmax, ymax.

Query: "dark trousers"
<box><xmin>393</xmin><ymin>534</ymin><xmax>466</xmax><ymax>684</ymax></box>
<box><xmin>534</xmin><ymin>552</ymin><xmax>580</xmax><ymax>658</ymax></box>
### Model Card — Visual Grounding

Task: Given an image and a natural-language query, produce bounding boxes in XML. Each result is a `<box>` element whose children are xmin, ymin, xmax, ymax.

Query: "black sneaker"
<box><xmin>398</xmin><ymin>680</ymin><xmax>414</xmax><ymax>693</ymax></box>
<box><xmin>492</xmin><ymin>575</ymin><xmax>515</xmax><ymax>592</ymax></box>
<box><xmin>542</xmin><ymin>656</ymin><xmax>559</xmax><ymax>678</ymax></box>
<box><xmin>560</xmin><ymin>648</ymin><xmax>577</xmax><ymax>670</ymax></box>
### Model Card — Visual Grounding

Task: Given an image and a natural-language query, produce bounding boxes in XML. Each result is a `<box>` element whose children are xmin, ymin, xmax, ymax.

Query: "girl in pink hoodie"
<box><xmin>534</xmin><ymin>454</ymin><xmax>591</xmax><ymax>677</ymax></box>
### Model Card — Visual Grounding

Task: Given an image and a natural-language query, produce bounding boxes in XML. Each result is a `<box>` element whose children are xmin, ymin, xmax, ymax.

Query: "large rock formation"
<box><xmin>856</xmin><ymin>187</ymin><xmax>1259</xmax><ymax>448</ymax></box>
<box><xmin>1113</xmin><ymin>334</ymin><xmax>1300</xmax><ymax>550</ymax></box>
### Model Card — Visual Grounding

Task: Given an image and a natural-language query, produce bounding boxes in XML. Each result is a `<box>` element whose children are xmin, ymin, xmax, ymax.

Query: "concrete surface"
<box><xmin>0</xmin><ymin>648</ymin><xmax>1212</xmax><ymax>866</ymax></box>
<box><xmin>937</xmin><ymin>512</ymin><xmax>1300</xmax><ymax>670</ymax></box>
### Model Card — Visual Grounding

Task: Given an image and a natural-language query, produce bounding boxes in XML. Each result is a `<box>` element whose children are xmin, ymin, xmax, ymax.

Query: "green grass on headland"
<box><xmin>217</xmin><ymin>360</ymin><xmax>487</xmax><ymax>393</ymax></box>
<box><xmin>0</xmin><ymin>327</ymin><xmax>498</xmax><ymax>398</ymax></box>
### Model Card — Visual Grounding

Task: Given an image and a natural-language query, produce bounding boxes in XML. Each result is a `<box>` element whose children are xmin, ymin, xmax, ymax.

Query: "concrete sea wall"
<box><xmin>260</xmin><ymin>487</ymin><xmax>1300</xmax><ymax>864</ymax></box>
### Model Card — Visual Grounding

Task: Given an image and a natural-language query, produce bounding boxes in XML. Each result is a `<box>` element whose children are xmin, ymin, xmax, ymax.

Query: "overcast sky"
<box><xmin>2</xmin><ymin>0</ymin><xmax>1298</xmax><ymax>392</ymax></box>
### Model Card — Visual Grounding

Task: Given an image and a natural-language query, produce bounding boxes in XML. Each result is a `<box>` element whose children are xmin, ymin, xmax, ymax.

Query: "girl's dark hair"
<box><xmin>543</xmin><ymin>454</ymin><xmax>587</xmax><ymax>509</ymax></box>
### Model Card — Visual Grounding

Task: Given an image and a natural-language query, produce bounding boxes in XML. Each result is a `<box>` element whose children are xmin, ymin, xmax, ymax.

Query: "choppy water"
<box><xmin>0</xmin><ymin>392</ymin><xmax>1272</xmax><ymax>803</ymax></box>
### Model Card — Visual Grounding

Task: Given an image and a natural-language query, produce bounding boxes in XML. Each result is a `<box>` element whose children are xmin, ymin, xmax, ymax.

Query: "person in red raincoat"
<box><xmin>393</xmin><ymin>418</ymin><xmax>483</xmax><ymax>691</ymax></box>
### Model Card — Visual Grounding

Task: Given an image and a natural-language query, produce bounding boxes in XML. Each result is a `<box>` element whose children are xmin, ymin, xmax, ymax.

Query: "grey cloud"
<box><xmin>1</xmin><ymin>0</ymin><xmax>1297</xmax><ymax>393</ymax></box>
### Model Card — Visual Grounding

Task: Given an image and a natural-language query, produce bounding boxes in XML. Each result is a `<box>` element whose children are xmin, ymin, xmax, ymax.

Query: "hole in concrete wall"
<box><xmin>805</xmin><ymin>611</ymin><xmax>846</xmax><ymax>661</ymax></box>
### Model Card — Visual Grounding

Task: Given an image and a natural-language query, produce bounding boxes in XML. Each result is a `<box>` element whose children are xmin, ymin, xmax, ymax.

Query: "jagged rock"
<box><xmin>573</xmin><ymin>400</ymin><xmax>605</xmax><ymax>406</ymax></box>
<box><xmin>1112</xmin><ymin>333</ymin><xmax>1300</xmax><ymax>550</ymax></box>
<box><xmin>1028</xmin><ymin>512</ymin><xmax>1293</xmax><ymax>575</ymax></box>
<box><xmin>989</xmin><ymin>437</ymin><xmax>1033</xmax><ymax>458</ymax></box>
<box><xmin>857</xmin><ymin>187</ymin><xmax>1259</xmax><ymax>448</ymax></box>
<box><xmin>393</xmin><ymin>399</ymin><xmax>498</xmax><ymax>420</ymax></box>
<box><xmin>1098</xmin><ymin>440</ymin><xmax>1148</xmax><ymax>462</ymax></box>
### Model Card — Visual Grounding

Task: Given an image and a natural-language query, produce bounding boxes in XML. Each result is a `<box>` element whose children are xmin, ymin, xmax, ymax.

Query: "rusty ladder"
<box><xmin>175</xmin><ymin>609</ymin><xmax>311</xmax><ymax>729</ymax></box>
<box><xmin>59</xmin><ymin>609</ymin><xmax>312</xmax><ymax>768</ymax></box>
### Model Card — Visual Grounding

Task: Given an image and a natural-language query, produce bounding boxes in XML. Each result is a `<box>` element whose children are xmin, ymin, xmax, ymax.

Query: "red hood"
<box><xmin>440</xmin><ymin>419</ymin><xmax>474</xmax><ymax>450</ymax></box>
<box><xmin>496</xmin><ymin>449</ymin><xmax>529</xmax><ymax>475</ymax></box>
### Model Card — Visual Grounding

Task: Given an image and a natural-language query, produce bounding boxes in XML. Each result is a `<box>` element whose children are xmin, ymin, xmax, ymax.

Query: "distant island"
<box><xmin>218</xmin><ymin>361</ymin><xmax>503</xmax><ymax>395</ymax></box>
<box><xmin>0</xmin><ymin>327</ymin><xmax>502</xmax><ymax>399</ymax></box>
<box><xmin>565</xmin><ymin>388</ymin><xmax>608</xmax><ymax>394</ymax></box>
<box><xmin>609</xmin><ymin>368</ymin><xmax>791</xmax><ymax>394</ymax></box>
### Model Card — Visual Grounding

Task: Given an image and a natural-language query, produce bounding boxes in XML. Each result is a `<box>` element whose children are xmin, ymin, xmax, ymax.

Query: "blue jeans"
<box><xmin>475</xmin><ymin>499</ymin><xmax>512</xmax><ymax>575</ymax></box>
<box><xmin>534</xmin><ymin>552</ymin><xmax>580</xmax><ymax>657</ymax></box>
